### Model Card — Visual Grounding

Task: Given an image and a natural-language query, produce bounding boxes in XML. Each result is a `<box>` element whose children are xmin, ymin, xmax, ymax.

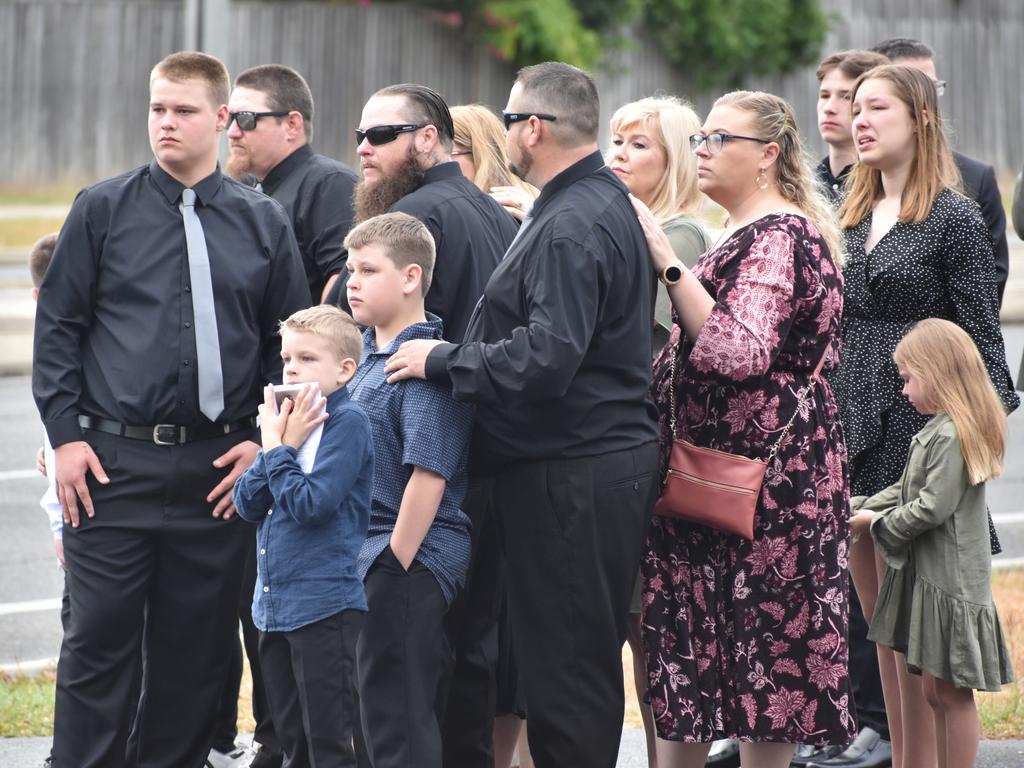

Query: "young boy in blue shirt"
<box><xmin>234</xmin><ymin>304</ymin><xmax>373</xmax><ymax>768</ymax></box>
<box><xmin>343</xmin><ymin>212</ymin><xmax>473</xmax><ymax>768</ymax></box>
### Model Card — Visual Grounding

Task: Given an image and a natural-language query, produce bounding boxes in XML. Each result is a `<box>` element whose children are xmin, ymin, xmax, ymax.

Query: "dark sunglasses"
<box><xmin>354</xmin><ymin>124</ymin><xmax>423</xmax><ymax>147</ymax></box>
<box><xmin>502</xmin><ymin>112</ymin><xmax>557</xmax><ymax>130</ymax></box>
<box><xmin>227</xmin><ymin>110</ymin><xmax>290</xmax><ymax>131</ymax></box>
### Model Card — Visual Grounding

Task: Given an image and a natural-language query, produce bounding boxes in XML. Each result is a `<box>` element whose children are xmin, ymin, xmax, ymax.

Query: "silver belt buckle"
<box><xmin>152</xmin><ymin>424</ymin><xmax>183</xmax><ymax>445</ymax></box>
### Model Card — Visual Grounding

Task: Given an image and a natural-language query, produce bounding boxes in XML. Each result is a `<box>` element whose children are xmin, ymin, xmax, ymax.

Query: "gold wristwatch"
<box><xmin>659</xmin><ymin>261</ymin><xmax>684</xmax><ymax>286</ymax></box>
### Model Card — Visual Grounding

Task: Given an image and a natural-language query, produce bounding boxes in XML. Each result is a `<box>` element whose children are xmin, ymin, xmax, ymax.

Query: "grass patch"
<box><xmin>0</xmin><ymin>670</ymin><xmax>55</xmax><ymax>738</ymax></box>
<box><xmin>0</xmin><ymin>219</ymin><xmax>66</xmax><ymax>250</ymax></box>
<box><xmin>0</xmin><ymin>185</ymin><xmax>78</xmax><ymax>207</ymax></box>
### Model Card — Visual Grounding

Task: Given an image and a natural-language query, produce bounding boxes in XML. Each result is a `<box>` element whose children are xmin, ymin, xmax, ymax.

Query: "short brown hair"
<box><xmin>235</xmin><ymin>64</ymin><xmax>314</xmax><ymax>142</ymax></box>
<box><xmin>279</xmin><ymin>305</ymin><xmax>362</xmax><ymax>362</ymax></box>
<box><xmin>344</xmin><ymin>212</ymin><xmax>436</xmax><ymax>296</ymax></box>
<box><xmin>816</xmin><ymin>50</ymin><xmax>890</xmax><ymax>82</ymax></box>
<box><xmin>515</xmin><ymin>62</ymin><xmax>599</xmax><ymax>147</ymax></box>
<box><xmin>29</xmin><ymin>232</ymin><xmax>59</xmax><ymax>288</ymax></box>
<box><xmin>151</xmin><ymin>51</ymin><xmax>229</xmax><ymax>108</ymax></box>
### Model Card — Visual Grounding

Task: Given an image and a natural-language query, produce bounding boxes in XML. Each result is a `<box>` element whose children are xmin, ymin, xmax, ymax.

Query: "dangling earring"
<box><xmin>755</xmin><ymin>167</ymin><xmax>769</xmax><ymax>190</ymax></box>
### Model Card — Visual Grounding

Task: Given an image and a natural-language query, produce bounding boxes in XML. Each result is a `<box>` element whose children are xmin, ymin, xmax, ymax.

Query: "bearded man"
<box><xmin>326</xmin><ymin>83</ymin><xmax>516</xmax><ymax>343</ymax></box>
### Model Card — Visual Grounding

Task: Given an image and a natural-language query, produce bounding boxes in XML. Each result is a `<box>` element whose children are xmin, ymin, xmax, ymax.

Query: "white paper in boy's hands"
<box><xmin>262</xmin><ymin>383</ymin><xmax>325</xmax><ymax>474</ymax></box>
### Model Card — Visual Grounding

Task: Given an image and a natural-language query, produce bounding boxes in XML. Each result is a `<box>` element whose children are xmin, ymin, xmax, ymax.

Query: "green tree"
<box><xmin>642</xmin><ymin>0</ymin><xmax>829</xmax><ymax>86</ymax></box>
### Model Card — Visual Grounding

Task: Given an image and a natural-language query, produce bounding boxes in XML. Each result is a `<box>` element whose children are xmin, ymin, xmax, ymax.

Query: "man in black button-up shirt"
<box><xmin>386</xmin><ymin>62</ymin><xmax>659</xmax><ymax>768</ymax></box>
<box><xmin>32</xmin><ymin>52</ymin><xmax>308</xmax><ymax>768</ymax></box>
<box><xmin>328</xmin><ymin>83</ymin><xmax>517</xmax><ymax>343</ymax></box>
<box><xmin>228</xmin><ymin>64</ymin><xmax>358</xmax><ymax>303</ymax></box>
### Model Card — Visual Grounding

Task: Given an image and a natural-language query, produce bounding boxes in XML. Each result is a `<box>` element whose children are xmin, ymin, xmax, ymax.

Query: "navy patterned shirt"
<box><xmin>351</xmin><ymin>314</ymin><xmax>473</xmax><ymax>605</ymax></box>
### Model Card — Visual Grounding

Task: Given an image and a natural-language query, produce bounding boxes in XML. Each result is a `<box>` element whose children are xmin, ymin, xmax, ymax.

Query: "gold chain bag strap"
<box><xmin>654</xmin><ymin>343</ymin><xmax>829</xmax><ymax>539</ymax></box>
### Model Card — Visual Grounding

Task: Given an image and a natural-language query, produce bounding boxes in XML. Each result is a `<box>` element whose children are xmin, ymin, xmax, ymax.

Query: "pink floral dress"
<box><xmin>642</xmin><ymin>213</ymin><xmax>857</xmax><ymax>745</ymax></box>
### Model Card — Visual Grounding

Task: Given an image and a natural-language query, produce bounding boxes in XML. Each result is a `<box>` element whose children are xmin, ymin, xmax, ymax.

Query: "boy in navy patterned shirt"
<box><xmin>344</xmin><ymin>212</ymin><xmax>473</xmax><ymax>768</ymax></box>
<box><xmin>234</xmin><ymin>305</ymin><xmax>374</xmax><ymax>768</ymax></box>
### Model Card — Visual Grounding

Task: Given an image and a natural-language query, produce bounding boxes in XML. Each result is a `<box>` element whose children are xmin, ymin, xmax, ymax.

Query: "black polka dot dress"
<box><xmin>832</xmin><ymin>188</ymin><xmax>1019</xmax><ymax>504</ymax></box>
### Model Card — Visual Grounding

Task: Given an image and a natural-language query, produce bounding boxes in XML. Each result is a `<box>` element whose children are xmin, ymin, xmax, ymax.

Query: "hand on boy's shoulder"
<box><xmin>384</xmin><ymin>339</ymin><xmax>444</xmax><ymax>384</ymax></box>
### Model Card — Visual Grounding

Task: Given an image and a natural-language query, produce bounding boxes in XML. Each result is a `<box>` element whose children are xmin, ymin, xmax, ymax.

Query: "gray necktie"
<box><xmin>505</xmin><ymin>211</ymin><xmax>533</xmax><ymax>256</ymax></box>
<box><xmin>180</xmin><ymin>188</ymin><xmax>224</xmax><ymax>422</ymax></box>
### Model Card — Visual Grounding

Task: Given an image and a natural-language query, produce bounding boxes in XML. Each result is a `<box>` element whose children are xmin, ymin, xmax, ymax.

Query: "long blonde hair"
<box><xmin>715</xmin><ymin>91</ymin><xmax>843</xmax><ymax>266</ymax></box>
<box><xmin>608</xmin><ymin>96</ymin><xmax>703</xmax><ymax>224</ymax></box>
<box><xmin>840</xmin><ymin>65</ymin><xmax>962</xmax><ymax>229</ymax></box>
<box><xmin>451</xmin><ymin>104</ymin><xmax>537</xmax><ymax>197</ymax></box>
<box><xmin>894</xmin><ymin>318</ymin><xmax>1006</xmax><ymax>484</ymax></box>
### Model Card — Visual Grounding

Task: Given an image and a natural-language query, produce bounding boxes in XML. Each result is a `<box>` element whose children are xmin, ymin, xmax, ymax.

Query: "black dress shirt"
<box><xmin>33</xmin><ymin>161</ymin><xmax>310</xmax><ymax>448</ymax></box>
<box><xmin>953</xmin><ymin>151</ymin><xmax>1009</xmax><ymax>306</ymax></box>
<box><xmin>425</xmin><ymin>151</ymin><xmax>659</xmax><ymax>461</ymax></box>
<box><xmin>261</xmin><ymin>144</ymin><xmax>358</xmax><ymax>301</ymax></box>
<box><xmin>815</xmin><ymin>156</ymin><xmax>853</xmax><ymax>208</ymax></box>
<box><xmin>331</xmin><ymin>161</ymin><xmax>518</xmax><ymax>342</ymax></box>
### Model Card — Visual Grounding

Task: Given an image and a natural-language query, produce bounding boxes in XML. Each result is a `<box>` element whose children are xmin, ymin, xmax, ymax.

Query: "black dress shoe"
<box><xmin>791</xmin><ymin>743</ymin><xmax>844</xmax><ymax>766</ymax></box>
<box><xmin>807</xmin><ymin>727</ymin><xmax>892</xmax><ymax>768</ymax></box>
<box><xmin>706</xmin><ymin>739</ymin><xmax>741</xmax><ymax>768</ymax></box>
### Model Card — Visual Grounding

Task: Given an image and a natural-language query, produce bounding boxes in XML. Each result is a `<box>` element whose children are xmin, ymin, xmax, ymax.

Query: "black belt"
<box><xmin>78</xmin><ymin>415</ymin><xmax>256</xmax><ymax>445</ymax></box>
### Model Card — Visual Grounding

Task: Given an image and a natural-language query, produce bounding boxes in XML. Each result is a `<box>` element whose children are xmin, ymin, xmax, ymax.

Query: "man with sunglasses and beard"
<box><xmin>227</xmin><ymin>64</ymin><xmax>358</xmax><ymax>306</ymax></box>
<box><xmin>326</xmin><ymin>83</ymin><xmax>517</xmax><ymax>344</ymax></box>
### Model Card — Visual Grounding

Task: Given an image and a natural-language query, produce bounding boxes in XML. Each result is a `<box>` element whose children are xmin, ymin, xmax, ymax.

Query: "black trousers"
<box><xmin>52</xmin><ymin>430</ymin><xmax>249</xmax><ymax>768</ymax></box>
<box><xmin>212</xmin><ymin>527</ymin><xmax>279</xmax><ymax>754</ymax></box>
<box><xmin>440</xmin><ymin>478</ymin><xmax>503</xmax><ymax>768</ymax></box>
<box><xmin>492</xmin><ymin>442</ymin><xmax>658</xmax><ymax>768</ymax></box>
<box><xmin>847</xmin><ymin>585</ymin><xmax>889</xmax><ymax>739</ymax></box>
<box><xmin>357</xmin><ymin>549</ymin><xmax>450</xmax><ymax>768</ymax></box>
<box><xmin>259</xmin><ymin>610</ymin><xmax>363</xmax><ymax>768</ymax></box>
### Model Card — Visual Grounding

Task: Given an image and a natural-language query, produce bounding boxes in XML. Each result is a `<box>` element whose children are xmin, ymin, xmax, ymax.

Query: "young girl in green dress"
<box><xmin>850</xmin><ymin>318</ymin><xmax>1014</xmax><ymax>768</ymax></box>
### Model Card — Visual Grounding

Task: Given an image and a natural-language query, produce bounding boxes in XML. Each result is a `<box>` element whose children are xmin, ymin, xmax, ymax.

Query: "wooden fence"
<box><xmin>1</xmin><ymin>0</ymin><xmax>1022</xmax><ymax>185</ymax></box>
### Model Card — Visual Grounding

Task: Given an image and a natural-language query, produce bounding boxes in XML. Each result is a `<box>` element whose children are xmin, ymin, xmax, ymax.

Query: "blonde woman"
<box><xmin>833</xmin><ymin>64</ymin><xmax>1019</xmax><ymax>768</ymax></box>
<box><xmin>451</xmin><ymin>104</ymin><xmax>537</xmax><ymax>221</ymax></box>
<box><xmin>606</xmin><ymin>95</ymin><xmax>710</xmax><ymax>767</ymax></box>
<box><xmin>851</xmin><ymin>318</ymin><xmax>1013</xmax><ymax>768</ymax></box>
<box><xmin>633</xmin><ymin>91</ymin><xmax>854</xmax><ymax>768</ymax></box>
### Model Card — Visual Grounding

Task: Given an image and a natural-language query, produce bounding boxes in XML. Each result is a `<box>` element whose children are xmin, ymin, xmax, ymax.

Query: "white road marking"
<box><xmin>0</xmin><ymin>598</ymin><xmax>61</xmax><ymax>616</ymax></box>
<box><xmin>0</xmin><ymin>469</ymin><xmax>43</xmax><ymax>482</ymax></box>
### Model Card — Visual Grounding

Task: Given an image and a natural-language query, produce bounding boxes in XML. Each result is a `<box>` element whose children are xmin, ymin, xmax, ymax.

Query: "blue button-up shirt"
<box><xmin>234</xmin><ymin>386</ymin><xmax>374</xmax><ymax>632</ymax></box>
<box><xmin>351</xmin><ymin>315</ymin><xmax>473</xmax><ymax>605</ymax></box>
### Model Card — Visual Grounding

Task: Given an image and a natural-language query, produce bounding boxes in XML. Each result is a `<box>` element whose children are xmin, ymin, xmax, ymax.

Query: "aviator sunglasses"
<box><xmin>354</xmin><ymin>124</ymin><xmax>424</xmax><ymax>147</ymax></box>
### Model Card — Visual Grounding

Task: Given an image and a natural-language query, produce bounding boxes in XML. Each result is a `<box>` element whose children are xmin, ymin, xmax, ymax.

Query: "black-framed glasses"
<box><xmin>502</xmin><ymin>111</ymin><xmax>557</xmax><ymax>130</ymax></box>
<box><xmin>354</xmin><ymin>124</ymin><xmax>423</xmax><ymax>147</ymax></box>
<box><xmin>689</xmin><ymin>132</ymin><xmax>770</xmax><ymax>155</ymax></box>
<box><xmin>933</xmin><ymin>79</ymin><xmax>947</xmax><ymax>97</ymax></box>
<box><xmin>227</xmin><ymin>111</ymin><xmax>289</xmax><ymax>131</ymax></box>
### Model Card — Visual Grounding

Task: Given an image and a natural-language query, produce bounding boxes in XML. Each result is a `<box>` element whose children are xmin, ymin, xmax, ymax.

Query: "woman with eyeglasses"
<box><xmin>604</xmin><ymin>94</ymin><xmax>710</xmax><ymax>768</ymax></box>
<box><xmin>632</xmin><ymin>91</ymin><xmax>855</xmax><ymax>767</ymax></box>
<box><xmin>832</xmin><ymin>64</ymin><xmax>1018</xmax><ymax>768</ymax></box>
<box><xmin>450</xmin><ymin>104</ymin><xmax>538</xmax><ymax>223</ymax></box>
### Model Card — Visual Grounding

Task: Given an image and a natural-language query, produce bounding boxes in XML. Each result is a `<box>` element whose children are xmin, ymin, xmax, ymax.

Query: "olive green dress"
<box><xmin>853</xmin><ymin>413</ymin><xmax>1014</xmax><ymax>691</ymax></box>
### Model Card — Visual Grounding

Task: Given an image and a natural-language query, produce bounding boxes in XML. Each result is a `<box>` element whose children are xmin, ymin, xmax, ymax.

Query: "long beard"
<box><xmin>354</xmin><ymin>149</ymin><xmax>425</xmax><ymax>223</ymax></box>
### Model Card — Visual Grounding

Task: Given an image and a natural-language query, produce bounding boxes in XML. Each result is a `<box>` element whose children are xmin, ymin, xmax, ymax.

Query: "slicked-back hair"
<box><xmin>344</xmin><ymin>212</ymin><xmax>436</xmax><ymax>296</ymax></box>
<box><xmin>151</xmin><ymin>51</ymin><xmax>229</xmax><ymax>108</ymax></box>
<box><xmin>235</xmin><ymin>64</ymin><xmax>315</xmax><ymax>142</ymax></box>
<box><xmin>871</xmin><ymin>37</ymin><xmax>935</xmax><ymax>62</ymax></box>
<box><xmin>816</xmin><ymin>50</ymin><xmax>890</xmax><ymax>83</ymax></box>
<box><xmin>29</xmin><ymin>232</ymin><xmax>59</xmax><ymax>288</ymax></box>
<box><xmin>280</xmin><ymin>305</ymin><xmax>363</xmax><ymax>363</ymax></box>
<box><xmin>374</xmin><ymin>84</ymin><xmax>454</xmax><ymax>152</ymax></box>
<box><xmin>515</xmin><ymin>62</ymin><xmax>600</xmax><ymax>147</ymax></box>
